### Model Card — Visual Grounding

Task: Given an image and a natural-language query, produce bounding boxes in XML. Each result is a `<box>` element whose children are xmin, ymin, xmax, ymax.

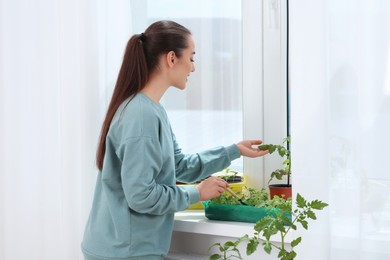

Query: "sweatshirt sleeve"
<box><xmin>116</xmin><ymin>136</ymin><xmax>199</xmax><ymax>215</ymax></box>
<box><xmin>173</xmin><ymin>134</ymin><xmax>241</xmax><ymax>183</ymax></box>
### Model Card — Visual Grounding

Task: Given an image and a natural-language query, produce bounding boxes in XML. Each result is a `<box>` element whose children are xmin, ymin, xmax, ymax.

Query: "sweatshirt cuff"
<box><xmin>182</xmin><ymin>185</ymin><xmax>200</xmax><ymax>205</ymax></box>
<box><xmin>226</xmin><ymin>144</ymin><xmax>241</xmax><ymax>161</ymax></box>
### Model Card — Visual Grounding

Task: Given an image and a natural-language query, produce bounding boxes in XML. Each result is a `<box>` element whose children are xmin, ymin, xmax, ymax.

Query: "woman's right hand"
<box><xmin>196</xmin><ymin>176</ymin><xmax>228</xmax><ymax>201</ymax></box>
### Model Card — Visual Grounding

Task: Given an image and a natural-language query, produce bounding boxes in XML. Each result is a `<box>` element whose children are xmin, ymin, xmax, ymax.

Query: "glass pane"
<box><xmin>145</xmin><ymin>0</ymin><xmax>243</xmax><ymax>171</ymax></box>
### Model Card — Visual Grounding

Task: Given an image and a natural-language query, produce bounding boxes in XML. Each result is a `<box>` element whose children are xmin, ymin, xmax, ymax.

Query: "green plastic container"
<box><xmin>202</xmin><ymin>201</ymin><xmax>287</xmax><ymax>223</ymax></box>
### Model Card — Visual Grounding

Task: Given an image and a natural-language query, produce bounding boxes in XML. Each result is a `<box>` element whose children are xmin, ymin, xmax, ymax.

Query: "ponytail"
<box><xmin>96</xmin><ymin>34</ymin><xmax>148</xmax><ymax>171</ymax></box>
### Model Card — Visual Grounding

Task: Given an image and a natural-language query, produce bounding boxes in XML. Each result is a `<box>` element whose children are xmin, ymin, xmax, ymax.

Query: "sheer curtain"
<box><xmin>0</xmin><ymin>0</ymin><xmax>132</xmax><ymax>259</ymax></box>
<box><xmin>291</xmin><ymin>0</ymin><xmax>390</xmax><ymax>259</ymax></box>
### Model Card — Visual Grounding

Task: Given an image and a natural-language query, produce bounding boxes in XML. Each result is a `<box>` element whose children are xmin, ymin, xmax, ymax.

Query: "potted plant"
<box><xmin>209</xmin><ymin>193</ymin><xmax>328</xmax><ymax>260</ymax></box>
<box><xmin>259</xmin><ymin>137</ymin><xmax>292</xmax><ymax>199</ymax></box>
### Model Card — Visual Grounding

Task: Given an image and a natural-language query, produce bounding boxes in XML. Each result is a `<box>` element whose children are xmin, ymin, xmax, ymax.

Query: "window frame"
<box><xmin>242</xmin><ymin>0</ymin><xmax>288</xmax><ymax>188</ymax></box>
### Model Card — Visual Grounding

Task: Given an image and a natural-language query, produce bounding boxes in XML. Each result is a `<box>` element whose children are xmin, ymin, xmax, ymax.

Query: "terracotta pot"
<box><xmin>269</xmin><ymin>184</ymin><xmax>292</xmax><ymax>199</ymax></box>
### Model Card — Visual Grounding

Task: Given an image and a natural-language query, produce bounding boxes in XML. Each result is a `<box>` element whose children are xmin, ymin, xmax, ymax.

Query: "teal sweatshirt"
<box><xmin>81</xmin><ymin>93</ymin><xmax>240</xmax><ymax>260</ymax></box>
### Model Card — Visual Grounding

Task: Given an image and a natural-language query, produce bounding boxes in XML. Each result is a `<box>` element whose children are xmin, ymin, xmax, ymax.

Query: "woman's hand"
<box><xmin>236</xmin><ymin>140</ymin><xmax>269</xmax><ymax>158</ymax></box>
<box><xmin>196</xmin><ymin>176</ymin><xmax>228</xmax><ymax>201</ymax></box>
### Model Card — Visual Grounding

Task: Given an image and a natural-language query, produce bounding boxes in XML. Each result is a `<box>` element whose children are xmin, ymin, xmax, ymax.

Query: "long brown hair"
<box><xmin>96</xmin><ymin>20</ymin><xmax>192</xmax><ymax>171</ymax></box>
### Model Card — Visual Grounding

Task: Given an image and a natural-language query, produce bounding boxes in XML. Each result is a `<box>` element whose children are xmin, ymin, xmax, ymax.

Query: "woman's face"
<box><xmin>171</xmin><ymin>36</ymin><xmax>196</xmax><ymax>89</ymax></box>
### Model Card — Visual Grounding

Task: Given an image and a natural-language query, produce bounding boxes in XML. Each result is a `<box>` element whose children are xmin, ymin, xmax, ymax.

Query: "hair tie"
<box><xmin>139</xmin><ymin>33</ymin><xmax>146</xmax><ymax>43</ymax></box>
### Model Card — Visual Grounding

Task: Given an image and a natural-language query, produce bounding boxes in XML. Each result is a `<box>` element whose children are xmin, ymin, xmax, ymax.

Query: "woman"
<box><xmin>81</xmin><ymin>20</ymin><xmax>268</xmax><ymax>260</ymax></box>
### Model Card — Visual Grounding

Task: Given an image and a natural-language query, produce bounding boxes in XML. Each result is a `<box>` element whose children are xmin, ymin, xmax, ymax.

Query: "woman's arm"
<box><xmin>173</xmin><ymin>136</ymin><xmax>269</xmax><ymax>183</ymax></box>
<box><xmin>173</xmin><ymin>134</ymin><xmax>240</xmax><ymax>183</ymax></box>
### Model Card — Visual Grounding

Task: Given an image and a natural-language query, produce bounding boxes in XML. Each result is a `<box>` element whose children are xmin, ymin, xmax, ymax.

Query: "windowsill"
<box><xmin>174</xmin><ymin>210</ymin><xmax>292</xmax><ymax>243</ymax></box>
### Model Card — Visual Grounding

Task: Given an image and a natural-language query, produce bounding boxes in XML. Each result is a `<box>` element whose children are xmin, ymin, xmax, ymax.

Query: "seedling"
<box><xmin>245</xmin><ymin>193</ymin><xmax>328</xmax><ymax>259</ymax></box>
<box><xmin>220</xmin><ymin>168</ymin><xmax>242</xmax><ymax>183</ymax></box>
<box><xmin>209</xmin><ymin>193</ymin><xmax>328</xmax><ymax>260</ymax></box>
<box><xmin>259</xmin><ymin>137</ymin><xmax>291</xmax><ymax>185</ymax></box>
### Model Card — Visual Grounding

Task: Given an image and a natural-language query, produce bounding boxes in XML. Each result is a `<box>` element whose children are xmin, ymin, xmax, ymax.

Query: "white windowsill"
<box><xmin>174</xmin><ymin>210</ymin><xmax>292</xmax><ymax>243</ymax></box>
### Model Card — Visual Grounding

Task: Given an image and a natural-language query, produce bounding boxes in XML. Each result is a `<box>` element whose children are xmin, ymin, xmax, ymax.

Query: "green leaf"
<box><xmin>281</xmin><ymin>217</ymin><xmax>296</xmax><ymax>230</ymax></box>
<box><xmin>223</xmin><ymin>241</ymin><xmax>235</xmax><ymax>250</ymax></box>
<box><xmin>291</xmin><ymin>224</ymin><xmax>297</xmax><ymax>230</ymax></box>
<box><xmin>306</xmin><ymin>209</ymin><xmax>317</xmax><ymax>220</ymax></box>
<box><xmin>234</xmin><ymin>234</ymin><xmax>248</xmax><ymax>246</ymax></box>
<box><xmin>270</xmin><ymin>169</ymin><xmax>286</xmax><ymax>181</ymax></box>
<box><xmin>296</xmin><ymin>193</ymin><xmax>307</xmax><ymax>208</ymax></box>
<box><xmin>310</xmin><ymin>200</ymin><xmax>329</xmax><ymax>210</ymax></box>
<box><xmin>298</xmin><ymin>219</ymin><xmax>308</xmax><ymax>229</ymax></box>
<box><xmin>283</xmin><ymin>158</ymin><xmax>290</xmax><ymax>166</ymax></box>
<box><xmin>209</xmin><ymin>254</ymin><xmax>222</xmax><ymax>260</ymax></box>
<box><xmin>283</xmin><ymin>250</ymin><xmax>297</xmax><ymax>260</ymax></box>
<box><xmin>247</xmin><ymin>239</ymin><xmax>259</xmax><ymax>255</ymax></box>
<box><xmin>278</xmin><ymin>249</ymin><xmax>288</xmax><ymax>258</ymax></box>
<box><xmin>274</xmin><ymin>220</ymin><xmax>286</xmax><ymax>232</ymax></box>
<box><xmin>263</xmin><ymin>225</ymin><xmax>279</xmax><ymax>240</ymax></box>
<box><xmin>262</xmin><ymin>241</ymin><xmax>272</xmax><ymax>254</ymax></box>
<box><xmin>278</xmin><ymin>204</ymin><xmax>292</xmax><ymax>213</ymax></box>
<box><xmin>254</xmin><ymin>217</ymin><xmax>273</xmax><ymax>232</ymax></box>
<box><xmin>278</xmin><ymin>146</ymin><xmax>286</xmax><ymax>157</ymax></box>
<box><xmin>258</xmin><ymin>144</ymin><xmax>271</xmax><ymax>151</ymax></box>
<box><xmin>290</xmin><ymin>237</ymin><xmax>302</xmax><ymax>247</ymax></box>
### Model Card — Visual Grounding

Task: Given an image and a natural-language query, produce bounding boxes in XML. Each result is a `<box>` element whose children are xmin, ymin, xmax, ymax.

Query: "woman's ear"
<box><xmin>167</xmin><ymin>51</ymin><xmax>175</xmax><ymax>67</ymax></box>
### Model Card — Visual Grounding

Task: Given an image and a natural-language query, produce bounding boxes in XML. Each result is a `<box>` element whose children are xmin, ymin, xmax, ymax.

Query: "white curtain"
<box><xmin>0</xmin><ymin>0</ymin><xmax>132</xmax><ymax>259</ymax></box>
<box><xmin>291</xmin><ymin>0</ymin><xmax>390</xmax><ymax>259</ymax></box>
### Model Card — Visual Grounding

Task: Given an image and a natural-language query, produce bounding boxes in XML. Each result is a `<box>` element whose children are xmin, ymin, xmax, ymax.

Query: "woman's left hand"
<box><xmin>236</xmin><ymin>140</ymin><xmax>269</xmax><ymax>158</ymax></box>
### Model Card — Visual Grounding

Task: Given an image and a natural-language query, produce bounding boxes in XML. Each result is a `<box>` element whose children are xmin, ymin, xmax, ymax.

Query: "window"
<box><xmin>120</xmin><ymin>0</ymin><xmax>288</xmax><ymax>188</ymax></box>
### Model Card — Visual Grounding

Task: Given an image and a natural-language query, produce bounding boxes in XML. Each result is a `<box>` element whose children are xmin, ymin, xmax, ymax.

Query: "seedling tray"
<box><xmin>180</xmin><ymin>176</ymin><xmax>246</xmax><ymax>210</ymax></box>
<box><xmin>202</xmin><ymin>201</ymin><xmax>287</xmax><ymax>223</ymax></box>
